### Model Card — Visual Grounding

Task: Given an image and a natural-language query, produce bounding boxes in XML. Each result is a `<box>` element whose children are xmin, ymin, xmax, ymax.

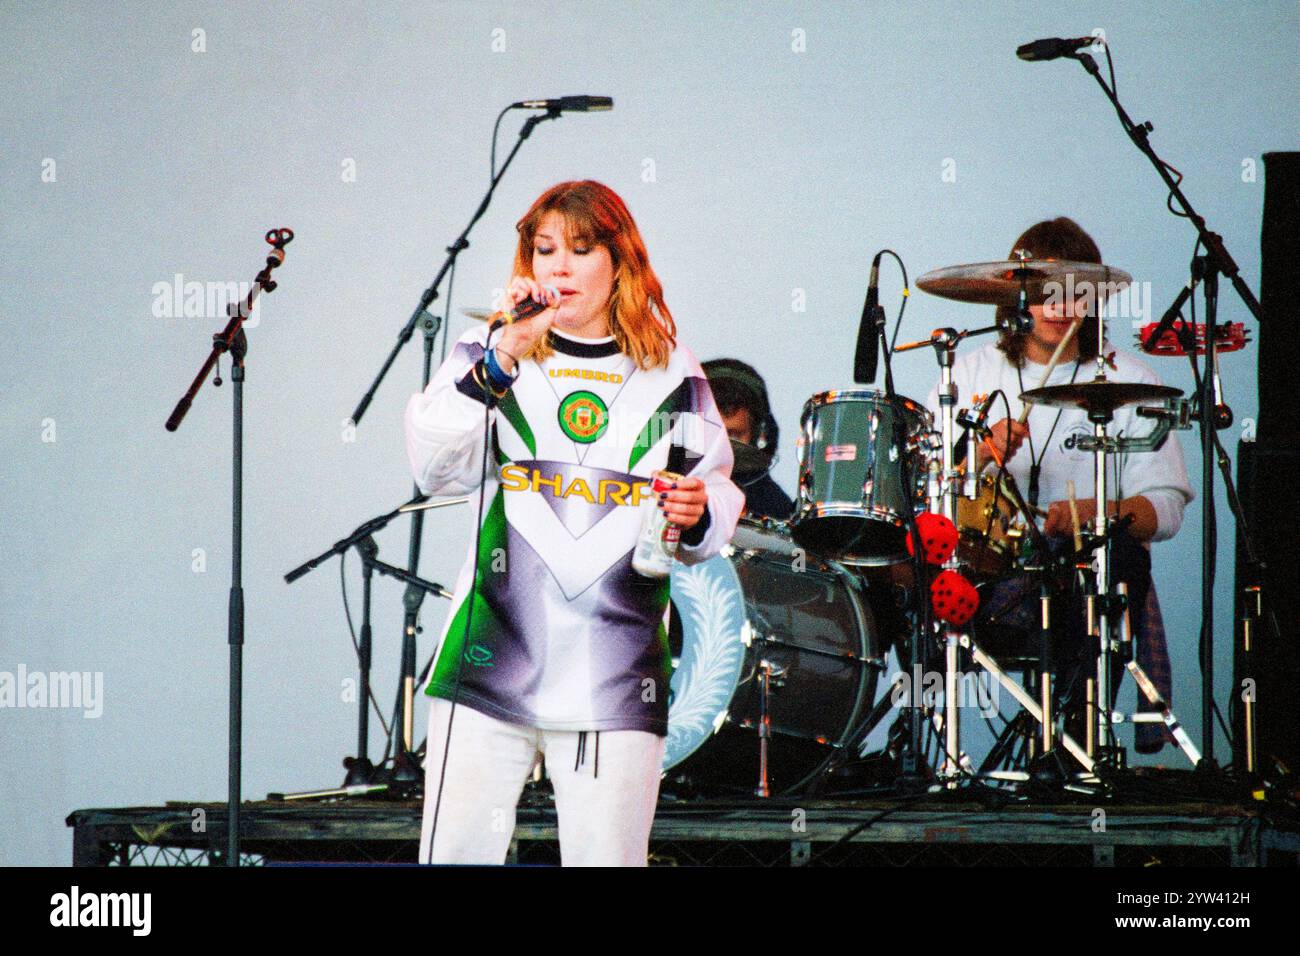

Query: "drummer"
<box><xmin>926</xmin><ymin>217</ymin><xmax>1194</xmax><ymax>750</ymax></box>
<box><xmin>702</xmin><ymin>359</ymin><xmax>795</xmax><ymax>519</ymax></box>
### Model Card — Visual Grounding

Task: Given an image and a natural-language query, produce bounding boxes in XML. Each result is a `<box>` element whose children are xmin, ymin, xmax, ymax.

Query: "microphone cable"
<box><xmin>425</xmin><ymin>324</ymin><xmax>506</xmax><ymax>862</ymax></box>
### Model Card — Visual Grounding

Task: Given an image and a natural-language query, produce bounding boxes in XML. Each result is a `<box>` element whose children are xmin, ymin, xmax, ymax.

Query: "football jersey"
<box><xmin>404</xmin><ymin>325</ymin><xmax>744</xmax><ymax>734</ymax></box>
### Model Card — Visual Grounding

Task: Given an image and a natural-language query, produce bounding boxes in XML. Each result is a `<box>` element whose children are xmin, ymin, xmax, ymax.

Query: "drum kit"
<box><xmin>662</xmin><ymin>255</ymin><xmax>1206</xmax><ymax>798</ymax></box>
<box><xmin>284</xmin><ymin>256</ymin><xmax>1225</xmax><ymax>805</ymax></box>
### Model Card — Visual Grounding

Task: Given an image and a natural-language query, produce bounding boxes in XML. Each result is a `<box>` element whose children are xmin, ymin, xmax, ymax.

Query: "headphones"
<box><xmin>703</xmin><ymin>361</ymin><xmax>778</xmax><ymax>453</ymax></box>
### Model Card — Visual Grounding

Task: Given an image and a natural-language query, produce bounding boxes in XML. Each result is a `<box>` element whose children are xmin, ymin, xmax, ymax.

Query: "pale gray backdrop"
<box><xmin>2</xmin><ymin>1</ymin><xmax>1295</xmax><ymax>865</ymax></box>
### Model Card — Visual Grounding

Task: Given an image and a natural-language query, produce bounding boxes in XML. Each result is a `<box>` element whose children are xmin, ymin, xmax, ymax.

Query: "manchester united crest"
<box><xmin>558</xmin><ymin>390</ymin><xmax>609</xmax><ymax>444</ymax></box>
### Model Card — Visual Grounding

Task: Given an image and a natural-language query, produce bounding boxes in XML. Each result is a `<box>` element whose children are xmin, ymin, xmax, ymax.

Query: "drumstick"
<box><xmin>977</xmin><ymin>317</ymin><xmax>1084</xmax><ymax>470</ymax></box>
<box><xmin>1066</xmin><ymin>479</ymin><xmax>1083</xmax><ymax>554</ymax></box>
<box><xmin>1017</xmin><ymin>316</ymin><xmax>1084</xmax><ymax>425</ymax></box>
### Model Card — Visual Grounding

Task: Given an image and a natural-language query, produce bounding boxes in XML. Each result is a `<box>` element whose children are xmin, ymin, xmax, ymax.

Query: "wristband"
<box><xmin>484</xmin><ymin>348</ymin><xmax>516</xmax><ymax>390</ymax></box>
<box><xmin>471</xmin><ymin>360</ymin><xmax>509</xmax><ymax>401</ymax></box>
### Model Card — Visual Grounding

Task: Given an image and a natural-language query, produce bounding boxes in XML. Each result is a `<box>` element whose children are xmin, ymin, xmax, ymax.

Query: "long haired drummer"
<box><xmin>925</xmin><ymin>217</ymin><xmax>1194</xmax><ymax>750</ymax></box>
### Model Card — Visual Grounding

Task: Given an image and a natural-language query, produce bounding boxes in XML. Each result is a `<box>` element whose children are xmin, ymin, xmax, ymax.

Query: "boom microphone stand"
<box><xmin>1064</xmin><ymin>45</ymin><xmax>1264</xmax><ymax>769</ymax></box>
<box><xmin>343</xmin><ymin>107</ymin><xmax>565</xmax><ymax>789</ymax></box>
<box><xmin>279</xmin><ymin>496</ymin><xmax>461</xmax><ymax>800</ymax></box>
<box><xmin>164</xmin><ymin>228</ymin><xmax>294</xmax><ymax>866</ymax></box>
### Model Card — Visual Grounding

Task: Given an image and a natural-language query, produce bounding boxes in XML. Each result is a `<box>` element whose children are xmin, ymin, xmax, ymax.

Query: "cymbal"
<box><xmin>1021</xmin><ymin>379</ymin><xmax>1181</xmax><ymax>414</ymax></box>
<box><xmin>730</xmin><ymin>440</ymin><xmax>772</xmax><ymax>481</ymax></box>
<box><xmin>461</xmin><ymin>307</ymin><xmax>495</xmax><ymax>322</ymax></box>
<box><xmin>916</xmin><ymin>259</ymin><xmax>1132</xmax><ymax>307</ymax></box>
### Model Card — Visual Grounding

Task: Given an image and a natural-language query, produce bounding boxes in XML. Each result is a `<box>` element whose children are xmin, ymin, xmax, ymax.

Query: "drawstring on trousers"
<box><xmin>574</xmin><ymin>731</ymin><xmax>601</xmax><ymax>778</ymax></box>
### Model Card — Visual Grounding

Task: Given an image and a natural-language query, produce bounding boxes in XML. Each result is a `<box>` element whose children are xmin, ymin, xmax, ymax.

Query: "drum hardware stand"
<box><xmin>962</xmin><ymin>638</ymin><xmax>1096</xmax><ymax>774</ymax></box>
<box><xmin>1028</xmin><ymin>577</ymin><xmax>1071</xmax><ymax>783</ymax></box>
<box><xmin>975</xmin><ymin>567</ymin><xmax>1079</xmax><ymax>786</ymax></box>
<box><xmin>754</xmin><ymin>658</ymin><xmax>787</xmax><ymax>798</ymax></box>
<box><xmin>1062</xmin><ymin>397</ymin><xmax>1202</xmax><ymax>769</ymax></box>
<box><xmin>896</xmin><ymin>325</ymin><xmax>1003</xmax><ymax>785</ymax></box>
<box><xmin>908</xmin><ymin>481</ymin><xmax>1102</xmax><ymax>782</ymax></box>
<box><xmin>891</xmin><ymin>326</ymin><xmax>981</xmax><ymax>784</ymax></box>
<box><xmin>164</xmin><ymin>229</ymin><xmax>294</xmax><ymax>865</ymax></box>
<box><xmin>1088</xmin><ymin>572</ymin><xmax>1205</xmax><ymax>768</ymax></box>
<box><xmin>282</xmin><ymin>497</ymin><xmax>458</xmax><ymax>800</ymax></box>
<box><xmin>888</xmin><ymin>313</ymin><xmax>1077</xmax><ymax>790</ymax></box>
<box><xmin>736</xmin><ymin>621</ymin><xmax>885</xmax><ymax>797</ymax></box>
<box><xmin>963</xmin><ymin>423</ymin><xmax>1084</xmax><ymax>784</ymax></box>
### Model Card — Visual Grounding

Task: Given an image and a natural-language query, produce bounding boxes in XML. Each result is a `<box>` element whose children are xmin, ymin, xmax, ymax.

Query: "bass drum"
<box><xmin>663</xmin><ymin>516</ymin><xmax>885</xmax><ymax>796</ymax></box>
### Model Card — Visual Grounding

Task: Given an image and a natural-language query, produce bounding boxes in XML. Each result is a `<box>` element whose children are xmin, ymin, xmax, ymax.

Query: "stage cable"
<box><xmin>425</xmin><ymin>325</ymin><xmax>501</xmax><ymax>862</ymax></box>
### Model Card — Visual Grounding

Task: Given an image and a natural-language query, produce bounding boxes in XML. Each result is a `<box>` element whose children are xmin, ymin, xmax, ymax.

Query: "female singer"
<box><xmin>405</xmin><ymin>180</ymin><xmax>743</xmax><ymax>864</ymax></box>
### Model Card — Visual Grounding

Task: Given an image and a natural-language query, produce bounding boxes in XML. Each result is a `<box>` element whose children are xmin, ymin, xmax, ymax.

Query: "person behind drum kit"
<box><xmin>404</xmin><ymin>180</ymin><xmax>744</xmax><ymax>865</ymax></box>
<box><xmin>701</xmin><ymin>358</ymin><xmax>795</xmax><ymax>519</ymax></box>
<box><xmin>928</xmin><ymin>217</ymin><xmax>1194</xmax><ymax>751</ymax></box>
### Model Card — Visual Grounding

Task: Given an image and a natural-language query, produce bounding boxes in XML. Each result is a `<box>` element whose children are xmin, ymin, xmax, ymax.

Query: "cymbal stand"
<box><xmin>899</xmin><ymin>325</ymin><xmax>1102</xmax><ymax>783</ymax></box>
<box><xmin>1072</xmin><ymin>396</ymin><xmax>1201</xmax><ymax>768</ymax></box>
<box><xmin>899</xmin><ymin>324</ymin><xmax>996</xmax><ymax>784</ymax></box>
<box><xmin>935</xmin><ymin>334</ymin><xmax>964</xmax><ymax>782</ymax></box>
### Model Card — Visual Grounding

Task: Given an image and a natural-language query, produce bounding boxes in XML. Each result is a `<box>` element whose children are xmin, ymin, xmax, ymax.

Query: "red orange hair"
<box><xmin>512</xmin><ymin>180</ymin><xmax>676</xmax><ymax>370</ymax></box>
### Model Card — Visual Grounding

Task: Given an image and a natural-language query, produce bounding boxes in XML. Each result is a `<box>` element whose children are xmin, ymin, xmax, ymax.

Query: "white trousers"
<box><xmin>418</xmin><ymin>697</ymin><xmax>666</xmax><ymax>866</ymax></box>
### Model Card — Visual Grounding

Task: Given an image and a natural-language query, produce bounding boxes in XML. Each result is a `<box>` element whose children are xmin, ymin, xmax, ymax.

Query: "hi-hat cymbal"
<box><xmin>917</xmin><ymin>259</ymin><xmax>1132</xmax><ymax>307</ymax></box>
<box><xmin>1021</xmin><ymin>379</ymin><xmax>1181</xmax><ymax>415</ymax></box>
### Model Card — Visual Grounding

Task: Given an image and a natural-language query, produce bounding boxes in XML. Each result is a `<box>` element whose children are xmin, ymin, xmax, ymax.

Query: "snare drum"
<box><xmin>955</xmin><ymin>472</ymin><xmax>1033</xmax><ymax>578</ymax></box>
<box><xmin>664</xmin><ymin>516</ymin><xmax>885</xmax><ymax>796</ymax></box>
<box><xmin>790</xmin><ymin>388</ymin><xmax>932</xmax><ymax>565</ymax></box>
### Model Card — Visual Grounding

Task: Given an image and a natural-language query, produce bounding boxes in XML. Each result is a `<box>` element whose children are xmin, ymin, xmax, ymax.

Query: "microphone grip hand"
<box><xmin>495</xmin><ymin>314</ymin><xmax>555</xmax><ymax>373</ymax></box>
<box><xmin>495</xmin><ymin>276</ymin><xmax>560</xmax><ymax>368</ymax></box>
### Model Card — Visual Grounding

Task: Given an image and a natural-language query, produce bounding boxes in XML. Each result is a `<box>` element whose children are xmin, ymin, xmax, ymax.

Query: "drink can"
<box><xmin>632</xmin><ymin>470</ymin><xmax>682</xmax><ymax>578</ymax></box>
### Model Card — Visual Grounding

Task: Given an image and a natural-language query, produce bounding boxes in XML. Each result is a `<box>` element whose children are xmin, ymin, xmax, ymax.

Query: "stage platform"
<box><xmin>67</xmin><ymin>790</ymin><xmax>1300</xmax><ymax>867</ymax></box>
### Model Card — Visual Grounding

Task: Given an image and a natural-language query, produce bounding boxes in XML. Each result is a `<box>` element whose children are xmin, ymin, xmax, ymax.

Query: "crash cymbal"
<box><xmin>916</xmin><ymin>259</ymin><xmax>1132</xmax><ymax>307</ymax></box>
<box><xmin>1021</xmin><ymin>379</ymin><xmax>1181</xmax><ymax>414</ymax></box>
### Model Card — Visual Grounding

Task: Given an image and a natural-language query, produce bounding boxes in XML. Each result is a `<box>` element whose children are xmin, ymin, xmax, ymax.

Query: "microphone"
<box><xmin>512</xmin><ymin>95</ymin><xmax>613</xmax><ymax>112</ymax></box>
<box><xmin>957</xmin><ymin>392</ymin><xmax>998</xmax><ymax>488</ymax></box>
<box><xmin>487</xmin><ymin>286</ymin><xmax>560</xmax><ymax>331</ymax></box>
<box><xmin>853</xmin><ymin>251</ymin><xmax>884</xmax><ymax>383</ymax></box>
<box><xmin>1016</xmin><ymin>36</ymin><xmax>1097</xmax><ymax>62</ymax></box>
<box><xmin>971</xmin><ymin>392</ymin><xmax>997</xmax><ymax>431</ymax></box>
